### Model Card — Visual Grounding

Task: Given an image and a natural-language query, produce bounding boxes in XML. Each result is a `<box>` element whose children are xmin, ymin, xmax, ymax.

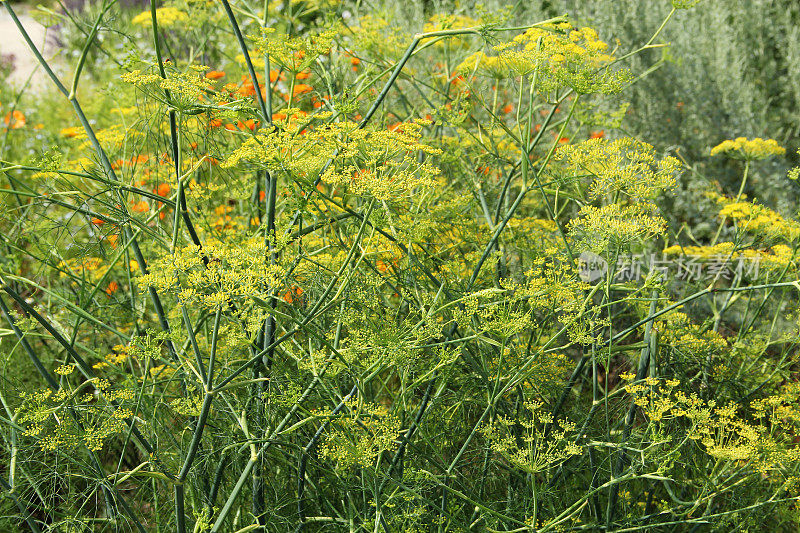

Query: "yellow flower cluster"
<box><xmin>663</xmin><ymin>242</ymin><xmax>796</xmax><ymax>273</ymax></box>
<box><xmin>349</xmin><ymin>15</ymin><xmax>408</xmax><ymax>60</ymax></box>
<box><xmin>633</xmin><ymin>378</ymin><xmax>800</xmax><ymax>474</ymax></box>
<box><xmin>707</xmin><ymin>192</ymin><xmax>800</xmax><ymax>241</ymax></box>
<box><xmin>137</xmin><ymin>238</ymin><xmax>285</xmax><ymax>314</ymax></box>
<box><xmin>481</xmin><ymin>399</ymin><xmax>581</xmax><ymax>474</ymax></box>
<box><xmin>131</xmin><ymin>7</ymin><xmax>189</xmax><ymax>28</ymax></box>
<box><xmin>319</xmin><ymin>400</ymin><xmax>402</xmax><ymax>470</ymax></box>
<box><xmin>568</xmin><ymin>203</ymin><xmax>668</xmax><ymax>253</ymax></box>
<box><xmin>58</xmin><ymin>256</ymin><xmax>109</xmax><ymax>283</ymax></box>
<box><xmin>224</xmin><ymin>119</ymin><xmax>442</xmax><ymax>201</ymax></box>
<box><xmin>250</xmin><ymin>26</ymin><xmax>338</xmax><ymax>71</ymax></box>
<box><xmin>710</xmin><ymin>137</ymin><xmax>785</xmax><ymax>160</ymax></box>
<box><xmin>554</xmin><ymin>137</ymin><xmax>681</xmax><ymax>201</ymax></box>
<box><xmin>122</xmin><ymin>65</ymin><xmax>212</xmax><ymax>110</ymax></box>
<box><xmin>457</xmin><ymin>22</ymin><xmax>629</xmax><ymax>94</ymax></box>
<box><xmin>18</xmin><ymin>382</ymin><xmax>136</xmax><ymax>453</ymax></box>
<box><xmin>93</xmin><ymin>344</ymin><xmax>133</xmax><ymax>369</ymax></box>
<box><xmin>71</xmin><ymin>124</ymin><xmax>140</xmax><ymax>152</ymax></box>
<box><xmin>656</xmin><ymin>311</ymin><xmax>728</xmax><ymax>358</ymax></box>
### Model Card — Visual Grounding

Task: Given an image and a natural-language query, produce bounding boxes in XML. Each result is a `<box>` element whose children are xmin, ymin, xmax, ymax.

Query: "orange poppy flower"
<box><xmin>206</xmin><ymin>70</ymin><xmax>226</xmax><ymax>80</ymax></box>
<box><xmin>208</xmin><ymin>118</ymin><xmax>223</xmax><ymax>128</ymax></box>
<box><xmin>60</xmin><ymin>126</ymin><xmax>82</xmax><ymax>138</ymax></box>
<box><xmin>295</xmin><ymin>71</ymin><xmax>311</xmax><ymax>80</ymax></box>
<box><xmin>282</xmin><ymin>286</ymin><xmax>304</xmax><ymax>304</ymax></box>
<box><xmin>292</xmin><ymin>84</ymin><xmax>313</xmax><ymax>96</ymax></box>
<box><xmin>502</xmin><ymin>103</ymin><xmax>513</xmax><ymax>114</ymax></box>
<box><xmin>237</xmin><ymin>119</ymin><xmax>258</xmax><ymax>131</ymax></box>
<box><xmin>91</xmin><ymin>217</ymin><xmax>105</xmax><ymax>226</ymax></box>
<box><xmin>105</xmin><ymin>281</ymin><xmax>119</xmax><ymax>295</ymax></box>
<box><xmin>131</xmin><ymin>200</ymin><xmax>149</xmax><ymax>213</ymax></box>
<box><xmin>589</xmin><ymin>130</ymin><xmax>605</xmax><ymax>139</ymax></box>
<box><xmin>3</xmin><ymin>110</ymin><xmax>26</xmax><ymax>129</ymax></box>
<box><xmin>156</xmin><ymin>183</ymin><xmax>171</xmax><ymax>196</ymax></box>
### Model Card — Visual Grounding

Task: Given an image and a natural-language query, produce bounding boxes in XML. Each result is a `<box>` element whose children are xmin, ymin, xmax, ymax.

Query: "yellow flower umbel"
<box><xmin>555</xmin><ymin>137</ymin><xmax>681</xmax><ymax>201</ymax></box>
<box><xmin>457</xmin><ymin>22</ymin><xmax>631</xmax><ymax>94</ymax></box>
<box><xmin>319</xmin><ymin>400</ymin><xmax>402</xmax><ymax>470</ymax></box>
<box><xmin>710</xmin><ymin>137</ymin><xmax>785</xmax><ymax>160</ymax></box>
<box><xmin>556</xmin><ymin>137</ymin><xmax>680</xmax><ymax>253</ymax></box>
<box><xmin>131</xmin><ymin>7</ymin><xmax>189</xmax><ymax>28</ymax></box>
<box><xmin>122</xmin><ymin>64</ymin><xmax>213</xmax><ymax>111</ymax></box>
<box><xmin>708</xmin><ymin>192</ymin><xmax>800</xmax><ymax>242</ymax></box>
<box><xmin>248</xmin><ymin>26</ymin><xmax>338</xmax><ymax>72</ymax></box>
<box><xmin>223</xmin><ymin>118</ymin><xmax>442</xmax><ymax>202</ymax></box>
<box><xmin>481</xmin><ymin>399</ymin><xmax>581</xmax><ymax>475</ymax></box>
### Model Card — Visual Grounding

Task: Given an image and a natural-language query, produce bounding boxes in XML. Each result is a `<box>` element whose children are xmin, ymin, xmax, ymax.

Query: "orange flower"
<box><xmin>589</xmin><ymin>130</ymin><xmax>605</xmax><ymax>139</ymax></box>
<box><xmin>292</xmin><ymin>84</ymin><xmax>313</xmax><ymax>96</ymax></box>
<box><xmin>224</xmin><ymin>123</ymin><xmax>237</xmax><ymax>131</ymax></box>
<box><xmin>91</xmin><ymin>217</ymin><xmax>105</xmax><ymax>226</ymax></box>
<box><xmin>295</xmin><ymin>71</ymin><xmax>311</xmax><ymax>80</ymax></box>
<box><xmin>282</xmin><ymin>286</ymin><xmax>304</xmax><ymax>304</ymax></box>
<box><xmin>156</xmin><ymin>183</ymin><xmax>171</xmax><ymax>196</ymax></box>
<box><xmin>387</xmin><ymin>122</ymin><xmax>401</xmax><ymax>132</ymax></box>
<box><xmin>131</xmin><ymin>200</ymin><xmax>149</xmax><ymax>213</ymax></box>
<box><xmin>3</xmin><ymin>110</ymin><xmax>26</xmax><ymax>129</ymax></box>
<box><xmin>106</xmin><ymin>234</ymin><xmax>118</xmax><ymax>248</ymax></box>
<box><xmin>376</xmin><ymin>260</ymin><xmax>389</xmax><ymax>273</ymax></box>
<box><xmin>105</xmin><ymin>281</ymin><xmax>119</xmax><ymax>295</ymax></box>
<box><xmin>273</xmin><ymin>112</ymin><xmax>287</xmax><ymax>121</ymax></box>
<box><xmin>350</xmin><ymin>56</ymin><xmax>361</xmax><ymax>67</ymax></box>
<box><xmin>238</xmin><ymin>82</ymin><xmax>257</xmax><ymax>97</ymax></box>
<box><xmin>269</xmin><ymin>70</ymin><xmax>282</xmax><ymax>83</ymax></box>
<box><xmin>237</xmin><ymin>119</ymin><xmax>258</xmax><ymax>131</ymax></box>
<box><xmin>259</xmin><ymin>190</ymin><xmax>266</xmax><ymax>201</ymax></box>
<box><xmin>206</xmin><ymin>70</ymin><xmax>226</xmax><ymax>80</ymax></box>
<box><xmin>502</xmin><ymin>103</ymin><xmax>513</xmax><ymax>114</ymax></box>
<box><xmin>61</xmin><ymin>126</ymin><xmax>82</xmax><ymax>138</ymax></box>
<box><xmin>557</xmin><ymin>137</ymin><xmax>570</xmax><ymax>145</ymax></box>
<box><xmin>208</xmin><ymin>118</ymin><xmax>223</xmax><ymax>128</ymax></box>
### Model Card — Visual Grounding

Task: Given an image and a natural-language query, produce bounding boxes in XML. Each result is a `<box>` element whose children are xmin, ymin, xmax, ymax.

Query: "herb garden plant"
<box><xmin>2</xmin><ymin>0</ymin><xmax>800</xmax><ymax>530</ymax></box>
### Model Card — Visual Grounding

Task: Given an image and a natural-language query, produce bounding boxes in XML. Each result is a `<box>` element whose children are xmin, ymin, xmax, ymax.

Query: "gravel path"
<box><xmin>1</xmin><ymin>6</ymin><xmax>57</xmax><ymax>89</ymax></box>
